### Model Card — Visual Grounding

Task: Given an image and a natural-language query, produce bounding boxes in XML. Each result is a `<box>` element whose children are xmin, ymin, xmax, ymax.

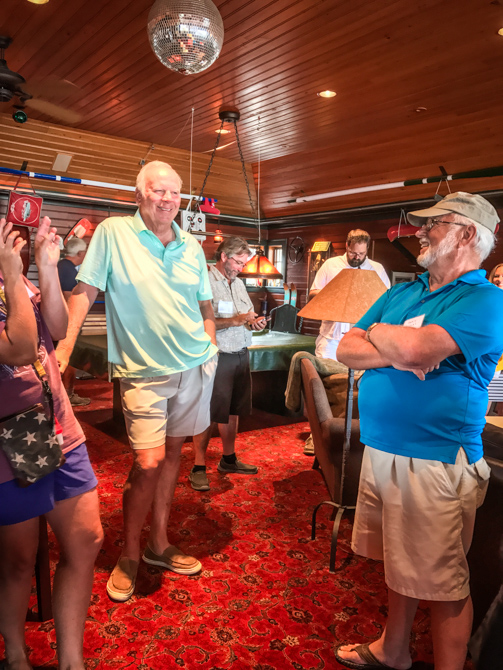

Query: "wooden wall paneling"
<box><xmin>0</xmin><ymin>114</ymin><xmax>258</xmax><ymax>218</ymax></box>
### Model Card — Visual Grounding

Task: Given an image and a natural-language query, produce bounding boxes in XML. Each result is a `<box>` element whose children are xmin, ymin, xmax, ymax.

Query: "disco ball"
<box><xmin>147</xmin><ymin>0</ymin><xmax>224</xmax><ymax>76</ymax></box>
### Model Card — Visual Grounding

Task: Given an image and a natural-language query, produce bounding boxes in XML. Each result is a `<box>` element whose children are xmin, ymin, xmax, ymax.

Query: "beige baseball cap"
<box><xmin>407</xmin><ymin>192</ymin><xmax>500</xmax><ymax>233</ymax></box>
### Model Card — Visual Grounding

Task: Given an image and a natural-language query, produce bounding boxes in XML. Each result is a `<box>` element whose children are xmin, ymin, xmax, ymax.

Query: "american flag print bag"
<box><xmin>0</xmin><ymin>362</ymin><xmax>65</xmax><ymax>487</ymax></box>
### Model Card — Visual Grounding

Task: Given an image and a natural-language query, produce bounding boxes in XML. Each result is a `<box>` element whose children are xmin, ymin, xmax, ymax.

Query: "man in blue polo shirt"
<box><xmin>334</xmin><ymin>192</ymin><xmax>503</xmax><ymax>670</ymax></box>
<box><xmin>56</xmin><ymin>161</ymin><xmax>218</xmax><ymax>602</ymax></box>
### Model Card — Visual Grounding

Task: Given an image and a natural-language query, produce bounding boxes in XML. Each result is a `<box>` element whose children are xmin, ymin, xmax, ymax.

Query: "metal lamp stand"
<box><xmin>311</xmin><ymin>368</ymin><xmax>356</xmax><ymax>573</ymax></box>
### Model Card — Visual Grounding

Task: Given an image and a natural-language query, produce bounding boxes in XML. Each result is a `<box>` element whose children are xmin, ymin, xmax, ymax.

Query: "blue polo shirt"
<box><xmin>77</xmin><ymin>211</ymin><xmax>217</xmax><ymax>378</ymax></box>
<box><xmin>355</xmin><ymin>270</ymin><xmax>503</xmax><ymax>463</ymax></box>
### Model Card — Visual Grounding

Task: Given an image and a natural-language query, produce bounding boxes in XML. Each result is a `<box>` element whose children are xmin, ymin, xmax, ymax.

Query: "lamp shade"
<box><xmin>297</xmin><ymin>269</ymin><xmax>387</xmax><ymax>323</ymax></box>
<box><xmin>239</xmin><ymin>249</ymin><xmax>283</xmax><ymax>280</ymax></box>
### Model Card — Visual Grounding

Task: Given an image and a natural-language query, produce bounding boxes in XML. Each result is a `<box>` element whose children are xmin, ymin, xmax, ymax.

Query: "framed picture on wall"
<box><xmin>392</xmin><ymin>271</ymin><xmax>416</xmax><ymax>285</ymax></box>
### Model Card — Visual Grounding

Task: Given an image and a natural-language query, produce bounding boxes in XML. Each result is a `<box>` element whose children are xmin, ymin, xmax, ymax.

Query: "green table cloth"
<box><xmin>71</xmin><ymin>331</ymin><xmax>316</xmax><ymax>377</ymax></box>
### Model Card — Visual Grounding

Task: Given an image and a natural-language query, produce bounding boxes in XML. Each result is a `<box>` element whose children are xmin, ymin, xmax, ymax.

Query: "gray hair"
<box><xmin>451</xmin><ymin>213</ymin><xmax>496</xmax><ymax>262</ymax></box>
<box><xmin>347</xmin><ymin>229</ymin><xmax>371</xmax><ymax>247</ymax></box>
<box><xmin>136</xmin><ymin>160</ymin><xmax>183</xmax><ymax>196</ymax></box>
<box><xmin>65</xmin><ymin>237</ymin><xmax>87</xmax><ymax>255</ymax></box>
<box><xmin>215</xmin><ymin>236</ymin><xmax>251</xmax><ymax>261</ymax></box>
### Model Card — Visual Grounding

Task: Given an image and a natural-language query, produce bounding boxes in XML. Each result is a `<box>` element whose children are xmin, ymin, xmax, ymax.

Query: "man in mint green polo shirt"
<box><xmin>334</xmin><ymin>193</ymin><xmax>503</xmax><ymax>670</ymax></box>
<box><xmin>57</xmin><ymin>161</ymin><xmax>218</xmax><ymax>602</ymax></box>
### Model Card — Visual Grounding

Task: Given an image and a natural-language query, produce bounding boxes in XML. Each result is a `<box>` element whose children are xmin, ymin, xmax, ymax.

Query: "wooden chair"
<box><xmin>300</xmin><ymin>357</ymin><xmax>365</xmax><ymax>571</ymax></box>
<box><xmin>269</xmin><ymin>303</ymin><xmax>302</xmax><ymax>334</ymax></box>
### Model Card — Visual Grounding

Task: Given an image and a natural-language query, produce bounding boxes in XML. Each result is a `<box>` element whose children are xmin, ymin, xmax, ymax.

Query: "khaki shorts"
<box><xmin>352</xmin><ymin>446</ymin><xmax>491</xmax><ymax>601</ymax></box>
<box><xmin>119</xmin><ymin>355</ymin><xmax>218</xmax><ymax>449</ymax></box>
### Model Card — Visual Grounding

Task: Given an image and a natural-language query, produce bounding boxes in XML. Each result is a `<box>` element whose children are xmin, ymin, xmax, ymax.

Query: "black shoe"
<box><xmin>217</xmin><ymin>458</ymin><xmax>258</xmax><ymax>474</ymax></box>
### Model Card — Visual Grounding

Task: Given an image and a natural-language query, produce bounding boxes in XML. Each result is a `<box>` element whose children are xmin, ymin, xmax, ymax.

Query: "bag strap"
<box><xmin>0</xmin><ymin>284</ymin><xmax>54</xmax><ymax>425</ymax></box>
<box><xmin>32</xmin><ymin>360</ymin><xmax>55</xmax><ymax>425</ymax></box>
<box><xmin>13</xmin><ymin>174</ymin><xmax>37</xmax><ymax>195</ymax></box>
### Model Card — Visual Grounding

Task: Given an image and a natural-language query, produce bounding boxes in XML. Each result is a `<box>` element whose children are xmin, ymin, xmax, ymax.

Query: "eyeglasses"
<box><xmin>229</xmin><ymin>257</ymin><xmax>246</xmax><ymax>268</ymax></box>
<box><xmin>421</xmin><ymin>218</ymin><xmax>467</xmax><ymax>232</ymax></box>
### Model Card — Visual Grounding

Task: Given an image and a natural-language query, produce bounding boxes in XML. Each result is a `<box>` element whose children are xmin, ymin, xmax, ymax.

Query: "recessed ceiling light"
<box><xmin>415</xmin><ymin>106</ymin><xmax>427</xmax><ymax>112</ymax></box>
<box><xmin>27</xmin><ymin>0</ymin><xmax>50</xmax><ymax>4</ymax></box>
<box><xmin>317</xmin><ymin>90</ymin><xmax>336</xmax><ymax>98</ymax></box>
<box><xmin>216</xmin><ymin>128</ymin><xmax>230</xmax><ymax>134</ymax></box>
<box><xmin>498</xmin><ymin>28</ymin><xmax>503</xmax><ymax>36</ymax></box>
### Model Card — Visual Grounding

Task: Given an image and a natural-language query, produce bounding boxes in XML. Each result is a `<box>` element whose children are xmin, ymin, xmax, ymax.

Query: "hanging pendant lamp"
<box><xmin>197</xmin><ymin>109</ymin><xmax>282</xmax><ymax>279</ymax></box>
<box><xmin>236</xmin><ymin>114</ymin><xmax>283</xmax><ymax>280</ymax></box>
<box><xmin>240</xmin><ymin>248</ymin><xmax>283</xmax><ymax>279</ymax></box>
<box><xmin>147</xmin><ymin>0</ymin><xmax>224</xmax><ymax>75</ymax></box>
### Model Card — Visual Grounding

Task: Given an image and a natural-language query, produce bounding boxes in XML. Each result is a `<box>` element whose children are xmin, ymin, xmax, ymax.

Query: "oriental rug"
<box><xmin>1</xmin><ymin>379</ymin><xmax>472</xmax><ymax>670</ymax></box>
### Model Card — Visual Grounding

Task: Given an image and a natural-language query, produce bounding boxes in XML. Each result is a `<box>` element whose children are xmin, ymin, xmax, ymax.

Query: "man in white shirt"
<box><xmin>309</xmin><ymin>229</ymin><xmax>390</xmax><ymax>360</ymax></box>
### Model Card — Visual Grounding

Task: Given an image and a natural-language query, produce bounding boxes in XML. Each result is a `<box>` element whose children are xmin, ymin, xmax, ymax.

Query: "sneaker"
<box><xmin>189</xmin><ymin>469</ymin><xmax>210</xmax><ymax>491</ymax></box>
<box><xmin>217</xmin><ymin>458</ymin><xmax>258</xmax><ymax>475</ymax></box>
<box><xmin>142</xmin><ymin>544</ymin><xmax>202</xmax><ymax>575</ymax></box>
<box><xmin>106</xmin><ymin>557</ymin><xmax>139</xmax><ymax>602</ymax></box>
<box><xmin>69</xmin><ymin>392</ymin><xmax>91</xmax><ymax>407</ymax></box>
<box><xmin>303</xmin><ymin>434</ymin><xmax>315</xmax><ymax>455</ymax></box>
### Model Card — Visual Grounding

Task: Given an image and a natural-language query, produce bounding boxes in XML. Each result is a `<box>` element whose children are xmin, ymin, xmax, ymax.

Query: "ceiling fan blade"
<box><xmin>24</xmin><ymin>77</ymin><xmax>79</xmax><ymax>100</ymax></box>
<box><xmin>25</xmin><ymin>97</ymin><xmax>82</xmax><ymax>124</ymax></box>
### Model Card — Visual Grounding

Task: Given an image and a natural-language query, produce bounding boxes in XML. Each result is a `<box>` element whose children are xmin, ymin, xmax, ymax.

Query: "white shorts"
<box><xmin>352</xmin><ymin>446</ymin><xmax>491</xmax><ymax>601</ymax></box>
<box><xmin>315</xmin><ymin>334</ymin><xmax>341</xmax><ymax>360</ymax></box>
<box><xmin>119</xmin><ymin>355</ymin><xmax>218</xmax><ymax>449</ymax></box>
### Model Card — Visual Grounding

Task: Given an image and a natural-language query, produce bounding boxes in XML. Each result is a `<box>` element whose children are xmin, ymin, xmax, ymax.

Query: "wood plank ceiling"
<box><xmin>1</xmin><ymin>0</ymin><xmax>503</xmax><ymax>219</ymax></box>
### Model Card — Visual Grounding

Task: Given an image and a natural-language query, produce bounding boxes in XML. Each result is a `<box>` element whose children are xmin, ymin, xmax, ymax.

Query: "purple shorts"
<box><xmin>0</xmin><ymin>442</ymin><xmax>97</xmax><ymax>526</ymax></box>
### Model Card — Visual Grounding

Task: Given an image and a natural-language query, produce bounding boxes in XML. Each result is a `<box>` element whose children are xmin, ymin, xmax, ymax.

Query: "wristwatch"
<box><xmin>365</xmin><ymin>322</ymin><xmax>381</xmax><ymax>344</ymax></box>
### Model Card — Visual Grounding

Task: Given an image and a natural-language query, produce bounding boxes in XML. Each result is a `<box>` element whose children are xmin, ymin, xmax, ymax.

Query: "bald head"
<box><xmin>136</xmin><ymin>161</ymin><xmax>182</xmax><ymax>197</ymax></box>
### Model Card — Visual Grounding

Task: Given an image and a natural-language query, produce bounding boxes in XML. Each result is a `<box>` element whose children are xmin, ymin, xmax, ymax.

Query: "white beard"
<box><xmin>417</xmin><ymin>227</ymin><xmax>459</xmax><ymax>268</ymax></box>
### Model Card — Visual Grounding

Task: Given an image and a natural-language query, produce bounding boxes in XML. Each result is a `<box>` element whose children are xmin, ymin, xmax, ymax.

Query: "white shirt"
<box><xmin>310</xmin><ymin>253</ymin><xmax>390</xmax><ymax>341</ymax></box>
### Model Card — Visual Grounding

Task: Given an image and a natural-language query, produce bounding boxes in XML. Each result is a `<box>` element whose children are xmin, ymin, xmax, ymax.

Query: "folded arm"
<box><xmin>336</xmin><ymin>328</ymin><xmax>393</xmax><ymax>370</ymax></box>
<box><xmin>365</xmin><ymin>322</ymin><xmax>460</xmax><ymax>368</ymax></box>
<box><xmin>337</xmin><ymin>323</ymin><xmax>459</xmax><ymax>380</ymax></box>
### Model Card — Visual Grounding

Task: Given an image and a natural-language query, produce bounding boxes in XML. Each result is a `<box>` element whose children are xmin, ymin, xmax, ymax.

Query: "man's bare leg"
<box><xmin>218</xmin><ymin>415</ymin><xmax>239</xmax><ymax>455</ymax></box>
<box><xmin>217</xmin><ymin>415</ymin><xmax>257</xmax><ymax>474</ymax></box>
<box><xmin>192</xmin><ymin>425</ymin><xmax>213</xmax><ymax>466</ymax></box>
<box><xmin>62</xmin><ymin>366</ymin><xmax>76</xmax><ymax>396</ymax></box>
<box><xmin>429</xmin><ymin>595</ymin><xmax>473</xmax><ymax>670</ymax></box>
<box><xmin>0</xmin><ymin>517</ymin><xmax>39</xmax><ymax>670</ymax></box>
<box><xmin>148</xmin><ymin>435</ymin><xmax>185</xmax><ymax>554</ymax></box>
<box><xmin>46</xmin><ymin>488</ymin><xmax>103</xmax><ymax>670</ymax></box>
<box><xmin>337</xmin><ymin>587</ymin><xmax>417</xmax><ymax>669</ymax></box>
<box><xmin>122</xmin><ymin>444</ymin><xmax>166</xmax><ymax>562</ymax></box>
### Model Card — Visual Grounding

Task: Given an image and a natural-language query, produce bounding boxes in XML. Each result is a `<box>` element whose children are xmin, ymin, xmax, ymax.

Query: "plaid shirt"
<box><xmin>208</xmin><ymin>265</ymin><xmax>254</xmax><ymax>353</ymax></box>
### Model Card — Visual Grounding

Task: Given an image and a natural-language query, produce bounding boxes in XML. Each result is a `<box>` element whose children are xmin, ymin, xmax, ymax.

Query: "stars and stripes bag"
<box><xmin>0</xmin><ymin>359</ymin><xmax>66</xmax><ymax>487</ymax></box>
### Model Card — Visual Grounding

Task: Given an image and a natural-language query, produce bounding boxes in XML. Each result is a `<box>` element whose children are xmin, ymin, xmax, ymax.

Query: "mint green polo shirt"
<box><xmin>77</xmin><ymin>211</ymin><xmax>217</xmax><ymax>378</ymax></box>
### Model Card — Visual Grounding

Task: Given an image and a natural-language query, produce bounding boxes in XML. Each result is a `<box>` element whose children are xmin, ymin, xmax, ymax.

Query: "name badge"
<box><xmin>404</xmin><ymin>314</ymin><xmax>425</xmax><ymax>329</ymax></box>
<box><xmin>218</xmin><ymin>300</ymin><xmax>234</xmax><ymax>315</ymax></box>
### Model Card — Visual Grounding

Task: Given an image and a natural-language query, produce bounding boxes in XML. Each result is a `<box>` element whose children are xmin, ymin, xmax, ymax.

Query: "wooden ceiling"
<box><xmin>2</xmin><ymin>0</ymin><xmax>503</xmax><ymax>219</ymax></box>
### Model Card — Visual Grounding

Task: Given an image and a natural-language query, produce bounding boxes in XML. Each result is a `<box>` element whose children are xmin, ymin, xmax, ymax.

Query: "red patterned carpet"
<box><xmin>2</xmin><ymin>379</ymin><xmax>473</xmax><ymax>669</ymax></box>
